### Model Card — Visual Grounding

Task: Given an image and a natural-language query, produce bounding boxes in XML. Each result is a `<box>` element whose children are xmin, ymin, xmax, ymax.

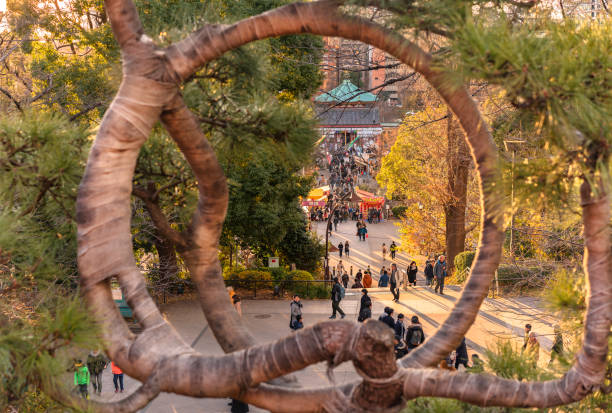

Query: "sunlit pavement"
<box><xmin>94</xmin><ymin>219</ymin><xmax>558</xmax><ymax>412</ymax></box>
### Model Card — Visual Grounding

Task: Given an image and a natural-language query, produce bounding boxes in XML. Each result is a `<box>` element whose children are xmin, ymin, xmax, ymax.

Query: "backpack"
<box><xmin>410</xmin><ymin>328</ymin><xmax>423</xmax><ymax>346</ymax></box>
<box><xmin>339</xmin><ymin>284</ymin><xmax>345</xmax><ymax>299</ymax></box>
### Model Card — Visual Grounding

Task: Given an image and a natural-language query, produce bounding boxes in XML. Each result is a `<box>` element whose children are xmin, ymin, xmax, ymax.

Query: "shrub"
<box><xmin>228</xmin><ymin>270</ymin><xmax>273</xmax><ymax>290</ymax></box>
<box><xmin>285</xmin><ymin>270</ymin><xmax>329</xmax><ymax>298</ymax></box>
<box><xmin>391</xmin><ymin>206</ymin><xmax>408</xmax><ymax>218</ymax></box>
<box><xmin>448</xmin><ymin>251</ymin><xmax>475</xmax><ymax>284</ymax></box>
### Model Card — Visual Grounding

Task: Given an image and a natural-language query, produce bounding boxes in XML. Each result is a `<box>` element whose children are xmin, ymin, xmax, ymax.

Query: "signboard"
<box><xmin>268</xmin><ymin>257</ymin><xmax>279</xmax><ymax>268</ymax></box>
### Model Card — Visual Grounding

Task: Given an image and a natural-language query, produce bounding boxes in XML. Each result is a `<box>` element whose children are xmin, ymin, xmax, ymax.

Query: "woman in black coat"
<box><xmin>407</xmin><ymin>261</ymin><xmax>418</xmax><ymax>286</ymax></box>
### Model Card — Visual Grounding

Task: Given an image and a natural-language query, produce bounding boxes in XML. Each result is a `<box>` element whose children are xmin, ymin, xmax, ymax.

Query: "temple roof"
<box><xmin>317</xmin><ymin>107</ymin><xmax>380</xmax><ymax>126</ymax></box>
<box><xmin>314</xmin><ymin>79</ymin><xmax>378</xmax><ymax>104</ymax></box>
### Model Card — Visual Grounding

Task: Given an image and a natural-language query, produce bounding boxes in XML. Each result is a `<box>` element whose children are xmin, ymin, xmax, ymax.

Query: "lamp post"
<box><xmin>503</xmin><ymin>139</ymin><xmax>525</xmax><ymax>256</ymax></box>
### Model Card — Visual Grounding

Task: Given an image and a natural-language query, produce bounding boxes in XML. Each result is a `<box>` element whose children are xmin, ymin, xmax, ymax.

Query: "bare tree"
<box><xmin>66</xmin><ymin>1</ymin><xmax>610</xmax><ymax>412</ymax></box>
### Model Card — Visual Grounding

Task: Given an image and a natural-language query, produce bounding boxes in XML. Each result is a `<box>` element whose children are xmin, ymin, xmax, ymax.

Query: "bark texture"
<box><xmin>444</xmin><ymin>111</ymin><xmax>470</xmax><ymax>273</ymax></box>
<box><xmin>69</xmin><ymin>1</ymin><xmax>611</xmax><ymax>412</ymax></box>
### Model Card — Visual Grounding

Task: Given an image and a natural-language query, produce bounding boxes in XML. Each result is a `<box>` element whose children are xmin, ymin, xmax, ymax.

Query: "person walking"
<box><xmin>111</xmin><ymin>361</ymin><xmax>124</xmax><ymax>393</ymax></box>
<box><xmin>337</xmin><ymin>242</ymin><xmax>343</xmax><ymax>257</ymax></box>
<box><xmin>341</xmin><ymin>271</ymin><xmax>349</xmax><ymax>288</ymax></box>
<box><xmin>390</xmin><ymin>263</ymin><xmax>400</xmax><ymax>302</ymax></box>
<box><xmin>74</xmin><ymin>360</ymin><xmax>90</xmax><ymax>399</ymax></box>
<box><xmin>358</xmin><ymin>289</ymin><xmax>372</xmax><ymax>322</ymax></box>
<box><xmin>378</xmin><ymin>268</ymin><xmax>389</xmax><ymax>287</ymax></box>
<box><xmin>290</xmin><ymin>295</ymin><xmax>303</xmax><ymax>330</ymax></box>
<box><xmin>407</xmin><ymin>261</ymin><xmax>418</xmax><ymax>287</ymax></box>
<box><xmin>424</xmin><ymin>259</ymin><xmax>434</xmax><ymax>287</ymax></box>
<box><xmin>336</xmin><ymin>260</ymin><xmax>345</xmax><ymax>276</ymax></box>
<box><xmin>525</xmin><ymin>332</ymin><xmax>540</xmax><ymax>367</ymax></box>
<box><xmin>549</xmin><ymin>324</ymin><xmax>564</xmax><ymax>365</ymax></box>
<box><xmin>455</xmin><ymin>337</ymin><xmax>469</xmax><ymax>370</ymax></box>
<box><xmin>344</xmin><ymin>240</ymin><xmax>350</xmax><ymax>257</ymax></box>
<box><xmin>86</xmin><ymin>350</ymin><xmax>107</xmax><ymax>394</ymax></box>
<box><xmin>333</xmin><ymin>216</ymin><xmax>339</xmax><ymax>232</ymax></box>
<box><xmin>434</xmin><ymin>255</ymin><xmax>447</xmax><ymax>295</ymax></box>
<box><xmin>406</xmin><ymin>316</ymin><xmax>425</xmax><ymax>351</ymax></box>
<box><xmin>363</xmin><ymin>270</ymin><xmax>373</xmax><ymax>288</ymax></box>
<box><xmin>390</xmin><ymin>241</ymin><xmax>397</xmax><ymax>259</ymax></box>
<box><xmin>378</xmin><ymin>307</ymin><xmax>395</xmax><ymax>330</ymax></box>
<box><xmin>329</xmin><ymin>277</ymin><xmax>345</xmax><ymax>319</ymax></box>
<box><xmin>394</xmin><ymin>314</ymin><xmax>408</xmax><ymax>359</ymax></box>
<box><xmin>381</xmin><ymin>243</ymin><xmax>387</xmax><ymax>261</ymax></box>
<box><xmin>522</xmin><ymin>324</ymin><xmax>532</xmax><ymax>351</ymax></box>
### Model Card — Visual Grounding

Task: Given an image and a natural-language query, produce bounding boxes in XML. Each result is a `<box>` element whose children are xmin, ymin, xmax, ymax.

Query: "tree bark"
<box><xmin>444</xmin><ymin>110</ymin><xmax>470</xmax><ymax>272</ymax></box>
<box><xmin>69</xmin><ymin>1</ymin><xmax>610</xmax><ymax>412</ymax></box>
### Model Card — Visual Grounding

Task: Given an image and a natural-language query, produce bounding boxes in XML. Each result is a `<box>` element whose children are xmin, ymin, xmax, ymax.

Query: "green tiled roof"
<box><xmin>315</xmin><ymin>79</ymin><xmax>377</xmax><ymax>103</ymax></box>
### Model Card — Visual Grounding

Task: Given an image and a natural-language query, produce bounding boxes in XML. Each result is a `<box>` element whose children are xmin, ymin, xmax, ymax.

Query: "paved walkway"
<box><xmin>87</xmin><ymin>287</ymin><xmax>558</xmax><ymax>412</ymax></box>
<box><xmin>83</xmin><ymin>219</ymin><xmax>560</xmax><ymax>412</ymax></box>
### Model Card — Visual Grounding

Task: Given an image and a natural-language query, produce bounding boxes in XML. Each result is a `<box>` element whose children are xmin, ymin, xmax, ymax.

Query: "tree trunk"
<box><xmin>444</xmin><ymin>110</ymin><xmax>470</xmax><ymax>273</ymax></box>
<box><xmin>153</xmin><ymin>235</ymin><xmax>178</xmax><ymax>287</ymax></box>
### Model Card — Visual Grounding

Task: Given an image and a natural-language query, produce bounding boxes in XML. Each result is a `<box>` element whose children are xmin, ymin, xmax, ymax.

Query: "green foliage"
<box><xmin>451</xmin><ymin>251</ymin><xmax>475</xmax><ymax>284</ymax></box>
<box><xmin>228</xmin><ymin>270</ymin><xmax>273</xmax><ymax>290</ymax></box>
<box><xmin>277</xmin><ymin>218</ymin><xmax>324</xmax><ymax>272</ymax></box>
<box><xmin>485</xmin><ymin>340</ymin><xmax>541</xmax><ymax>381</ymax></box>
<box><xmin>0</xmin><ymin>296</ymin><xmax>101</xmax><ymax>409</ymax></box>
<box><xmin>391</xmin><ymin>206</ymin><xmax>408</xmax><ymax>218</ymax></box>
<box><xmin>286</xmin><ymin>270</ymin><xmax>329</xmax><ymax>298</ymax></box>
<box><xmin>0</xmin><ymin>112</ymin><xmax>89</xmax><ymax>283</ymax></box>
<box><xmin>543</xmin><ymin>269</ymin><xmax>585</xmax><ymax>318</ymax></box>
<box><xmin>454</xmin><ymin>251</ymin><xmax>475</xmax><ymax>274</ymax></box>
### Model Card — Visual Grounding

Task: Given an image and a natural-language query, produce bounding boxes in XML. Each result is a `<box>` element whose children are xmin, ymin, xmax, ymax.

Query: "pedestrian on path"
<box><xmin>363</xmin><ymin>270</ymin><xmax>373</xmax><ymax>288</ymax></box>
<box><xmin>434</xmin><ymin>255</ymin><xmax>447</xmax><ymax>295</ymax></box>
<box><xmin>111</xmin><ymin>361</ymin><xmax>124</xmax><ymax>393</ymax></box>
<box><xmin>390</xmin><ymin>241</ymin><xmax>397</xmax><ymax>259</ymax></box>
<box><xmin>333</xmin><ymin>216</ymin><xmax>339</xmax><ymax>231</ymax></box>
<box><xmin>337</xmin><ymin>242</ymin><xmax>343</xmax><ymax>257</ymax></box>
<box><xmin>382</xmin><ymin>243</ymin><xmax>387</xmax><ymax>261</ymax></box>
<box><xmin>378</xmin><ymin>268</ymin><xmax>389</xmax><ymax>287</ymax></box>
<box><xmin>290</xmin><ymin>295</ymin><xmax>303</xmax><ymax>330</ymax></box>
<box><xmin>522</xmin><ymin>324</ymin><xmax>532</xmax><ymax>351</ymax></box>
<box><xmin>329</xmin><ymin>277</ymin><xmax>345</xmax><ymax>319</ymax></box>
<box><xmin>86</xmin><ymin>350</ymin><xmax>107</xmax><ymax>394</ymax></box>
<box><xmin>336</xmin><ymin>260</ymin><xmax>345</xmax><ymax>275</ymax></box>
<box><xmin>549</xmin><ymin>324</ymin><xmax>564</xmax><ymax>365</ymax></box>
<box><xmin>525</xmin><ymin>332</ymin><xmax>540</xmax><ymax>367</ymax></box>
<box><xmin>406</xmin><ymin>316</ymin><xmax>425</xmax><ymax>351</ymax></box>
<box><xmin>407</xmin><ymin>261</ymin><xmax>418</xmax><ymax>287</ymax></box>
<box><xmin>455</xmin><ymin>337</ymin><xmax>469</xmax><ymax>369</ymax></box>
<box><xmin>74</xmin><ymin>360</ymin><xmax>90</xmax><ymax>399</ymax></box>
<box><xmin>390</xmin><ymin>263</ymin><xmax>400</xmax><ymax>302</ymax></box>
<box><xmin>358</xmin><ymin>289</ymin><xmax>372</xmax><ymax>322</ymax></box>
<box><xmin>344</xmin><ymin>240</ymin><xmax>350</xmax><ymax>257</ymax></box>
<box><xmin>379</xmin><ymin>307</ymin><xmax>395</xmax><ymax>330</ymax></box>
<box><xmin>341</xmin><ymin>271</ymin><xmax>349</xmax><ymax>288</ymax></box>
<box><xmin>424</xmin><ymin>259</ymin><xmax>434</xmax><ymax>287</ymax></box>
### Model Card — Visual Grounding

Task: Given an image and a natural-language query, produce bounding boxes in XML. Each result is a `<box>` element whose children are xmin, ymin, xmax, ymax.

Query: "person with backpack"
<box><xmin>378</xmin><ymin>306</ymin><xmax>395</xmax><ymax>330</ymax></box>
<box><xmin>290</xmin><ymin>295</ymin><xmax>303</xmax><ymax>330</ymax></box>
<box><xmin>86</xmin><ymin>350</ymin><xmax>107</xmax><ymax>394</ymax></box>
<box><xmin>73</xmin><ymin>360</ymin><xmax>90</xmax><ymax>399</ymax></box>
<box><xmin>390</xmin><ymin>241</ymin><xmax>397</xmax><ymax>259</ymax></box>
<box><xmin>424</xmin><ymin>259</ymin><xmax>434</xmax><ymax>287</ymax></box>
<box><xmin>337</xmin><ymin>242</ymin><xmax>343</xmax><ymax>257</ymax></box>
<box><xmin>357</xmin><ymin>289</ymin><xmax>372</xmax><ymax>322</ymax></box>
<box><xmin>406</xmin><ymin>315</ymin><xmax>425</xmax><ymax>351</ymax></box>
<box><xmin>329</xmin><ymin>277</ymin><xmax>345</xmax><ymax>319</ymax></box>
<box><xmin>344</xmin><ymin>240</ymin><xmax>350</xmax><ymax>257</ymax></box>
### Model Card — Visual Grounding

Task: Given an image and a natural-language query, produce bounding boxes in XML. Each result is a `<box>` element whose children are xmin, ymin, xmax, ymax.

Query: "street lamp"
<box><xmin>503</xmin><ymin>139</ymin><xmax>525</xmax><ymax>256</ymax></box>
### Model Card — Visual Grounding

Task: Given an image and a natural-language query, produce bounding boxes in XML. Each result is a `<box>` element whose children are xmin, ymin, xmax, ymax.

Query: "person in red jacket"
<box><xmin>111</xmin><ymin>361</ymin><xmax>124</xmax><ymax>393</ymax></box>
